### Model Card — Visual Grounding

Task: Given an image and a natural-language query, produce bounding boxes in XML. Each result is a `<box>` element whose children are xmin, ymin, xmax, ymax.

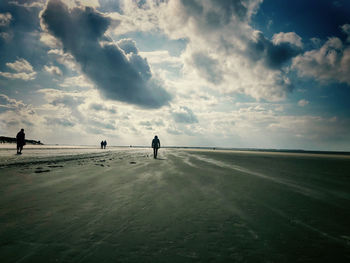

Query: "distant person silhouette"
<box><xmin>101</xmin><ymin>140</ymin><xmax>104</xmax><ymax>149</ymax></box>
<box><xmin>152</xmin><ymin>135</ymin><xmax>160</xmax><ymax>159</ymax></box>
<box><xmin>103</xmin><ymin>140</ymin><xmax>107</xmax><ymax>149</ymax></box>
<box><xmin>16</xmin><ymin>128</ymin><xmax>25</xmax><ymax>154</ymax></box>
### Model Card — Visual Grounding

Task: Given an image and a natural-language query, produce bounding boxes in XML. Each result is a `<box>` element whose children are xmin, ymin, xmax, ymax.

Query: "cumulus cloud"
<box><xmin>44</xmin><ymin>65</ymin><xmax>62</xmax><ymax>76</ymax></box>
<box><xmin>6</xmin><ymin>58</ymin><xmax>34</xmax><ymax>72</ymax></box>
<box><xmin>341</xmin><ymin>24</ymin><xmax>350</xmax><ymax>42</ymax></box>
<box><xmin>40</xmin><ymin>32</ymin><xmax>61</xmax><ymax>47</ymax></box>
<box><xmin>8</xmin><ymin>0</ymin><xmax>45</xmax><ymax>9</ymax></box>
<box><xmin>247</xmin><ymin>31</ymin><xmax>303</xmax><ymax>70</ymax></box>
<box><xmin>40</xmin><ymin>0</ymin><xmax>171</xmax><ymax>108</ymax></box>
<box><xmin>110</xmin><ymin>0</ymin><xmax>301</xmax><ymax>101</ymax></box>
<box><xmin>298</xmin><ymin>99</ymin><xmax>309</xmax><ymax>107</ymax></box>
<box><xmin>0</xmin><ymin>58</ymin><xmax>36</xmax><ymax>80</ymax></box>
<box><xmin>0</xmin><ymin>12</ymin><xmax>12</xmax><ymax>26</ymax></box>
<box><xmin>172</xmin><ymin>106</ymin><xmax>198</xmax><ymax>124</ymax></box>
<box><xmin>292</xmin><ymin>36</ymin><xmax>350</xmax><ymax>85</ymax></box>
<box><xmin>0</xmin><ymin>94</ymin><xmax>29</xmax><ymax>113</ymax></box>
<box><xmin>117</xmin><ymin>38</ymin><xmax>138</xmax><ymax>54</ymax></box>
<box><xmin>272</xmin><ymin>32</ymin><xmax>303</xmax><ymax>48</ymax></box>
<box><xmin>0</xmin><ymin>94</ymin><xmax>39</xmax><ymax>136</ymax></box>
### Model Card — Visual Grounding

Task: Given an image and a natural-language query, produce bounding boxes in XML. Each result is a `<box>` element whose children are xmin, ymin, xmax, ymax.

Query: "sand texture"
<box><xmin>0</xmin><ymin>147</ymin><xmax>349</xmax><ymax>262</ymax></box>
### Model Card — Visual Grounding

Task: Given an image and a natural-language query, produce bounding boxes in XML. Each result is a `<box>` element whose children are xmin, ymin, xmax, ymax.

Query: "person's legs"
<box><xmin>155</xmin><ymin>148</ymin><xmax>158</xmax><ymax>158</ymax></box>
<box><xmin>153</xmin><ymin>148</ymin><xmax>156</xmax><ymax>158</ymax></box>
<box><xmin>17</xmin><ymin>144</ymin><xmax>23</xmax><ymax>154</ymax></box>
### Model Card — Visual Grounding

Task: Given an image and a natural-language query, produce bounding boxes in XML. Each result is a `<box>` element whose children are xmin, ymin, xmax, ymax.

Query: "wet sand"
<box><xmin>0</xmin><ymin>147</ymin><xmax>349</xmax><ymax>262</ymax></box>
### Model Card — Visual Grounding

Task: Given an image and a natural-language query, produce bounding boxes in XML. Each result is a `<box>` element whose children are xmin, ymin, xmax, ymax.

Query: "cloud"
<box><xmin>0</xmin><ymin>94</ymin><xmax>27</xmax><ymax>113</ymax></box>
<box><xmin>0</xmin><ymin>94</ymin><xmax>39</xmax><ymax>136</ymax></box>
<box><xmin>0</xmin><ymin>58</ymin><xmax>36</xmax><ymax>80</ymax></box>
<box><xmin>191</xmin><ymin>52</ymin><xmax>223</xmax><ymax>84</ymax></box>
<box><xmin>0</xmin><ymin>12</ymin><xmax>12</xmax><ymax>26</ymax></box>
<box><xmin>272</xmin><ymin>32</ymin><xmax>303</xmax><ymax>48</ymax></box>
<box><xmin>292</xmin><ymin>36</ymin><xmax>350</xmax><ymax>85</ymax></box>
<box><xmin>341</xmin><ymin>24</ymin><xmax>350</xmax><ymax>42</ymax></box>
<box><xmin>89</xmin><ymin>103</ymin><xmax>116</xmax><ymax>114</ymax></box>
<box><xmin>139</xmin><ymin>50</ymin><xmax>182</xmax><ymax>66</ymax></box>
<box><xmin>139</xmin><ymin>120</ymin><xmax>152</xmax><ymax>127</ymax></box>
<box><xmin>298</xmin><ymin>99</ymin><xmax>309</xmax><ymax>107</ymax></box>
<box><xmin>89</xmin><ymin>119</ymin><xmax>116</xmax><ymax>130</ymax></box>
<box><xmin>44</xmin><ymin>65</ymin><xmax>62</xmax><ymax>76</ymax></box>
<box><xmin>6</xmin><ymin>58</ymin><xmax>34</xmax><ymax>72</ymax></box>
<box><xmin>8</xmin><ymin>0</ymin><xmax>45</xmax><ymax>9</ymax></box>
<box><xmin>48</xmin><ymin>49</ymin><xmax>80</xmax><ymax>73</ymax></box>
<box><xmin>40</xmin><ymin>0</ymin><xmax>171</xmax><ymax>108</ymax></box>
<box><xmin>40</xmin><ymin>32</ymin><xmax>60</xmax><ymax>47</ymax></box>
<box><xmin>0</xmin><ymin>71</ymin><xmax>36</xmax><ymax>80</ymax></box>
<box><xmin>117</xmin><ymin>38</ymin><xmax>138</xmax><ymax>54</ymax></box>
<box><xmin>172</xmin><ymin>106</ymin><xmax>198</xmax><ymax>124</ymax></box>
<box><xmin>51</xmin><ymin>95</ymin><xmax>84</xmax><ymax>107</ymax></box>
<box><xmin>37</xmin><ymin>88</ymin><xmax>86</xmax><ymax>121</ymax></box>
<box><xmin>247</xmin><ymin>31</ymin><xmax>303</xmax><ymax>70</ymax></box>
<box><xmin>45</xmin><ymin>117</ymin><xmax>75</xmax><ymax>127</ymax></box>
<box><xmin>59</xmin><ymin>75</ymin><xmax>94</xmax><ymax>88</ymax></box>
<box><xmin>110</xmin><ymin>0</ymin><xmax>300</xmax><ymax>101</ymax></box>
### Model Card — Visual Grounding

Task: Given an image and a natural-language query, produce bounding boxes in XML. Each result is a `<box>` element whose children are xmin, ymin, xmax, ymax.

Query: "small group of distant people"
<box><xmin>15</xmin><ymin>128</ymin><xmax>161</xmax><ymax>158</ymax></box>
<box><xmin>100</xmin><ymin>140</ymin><xmax>107</xmax><ymax>149</ymax></box>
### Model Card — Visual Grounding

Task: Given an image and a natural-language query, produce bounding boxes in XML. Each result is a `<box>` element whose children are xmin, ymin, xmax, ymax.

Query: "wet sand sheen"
<box><xmin>0</xmin><ymin>148</ymin><xmax>349</xmax><ymax>262</ymax></box>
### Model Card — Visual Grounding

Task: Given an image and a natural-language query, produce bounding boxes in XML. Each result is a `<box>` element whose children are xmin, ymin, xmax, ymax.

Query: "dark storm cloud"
<box><xmin>41</xmin><ymin>0</ymin><xmax>171</xmax><ymax>108</ymax></box>
<box><xmin>247</xmin><ymin>32</ymin><xmax>302</xmax><ymax>69</ymax></box>
<box><xmin>172</xmin><ymin>106</ymin><xmax>198</xmax><ymax>124</ymax></box>
<box><xmin>117</xmin><ymin>39</ymin><xmax>152</xmax><ymax>81</ymax></box>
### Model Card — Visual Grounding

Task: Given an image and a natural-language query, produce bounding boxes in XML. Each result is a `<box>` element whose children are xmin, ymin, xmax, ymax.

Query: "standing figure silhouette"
<box><xmin>16</xmin><ymin>128</ymin><xmax>25</xmax><ymax>154</ymax></box>
<box><xmin>151</xmin><ymin>135</ymin><xmax>160</xmax><ymax>159</ymax></box>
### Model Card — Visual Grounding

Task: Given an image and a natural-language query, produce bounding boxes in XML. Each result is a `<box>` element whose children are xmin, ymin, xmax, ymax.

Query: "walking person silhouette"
<box><xmin>151</xmin><ymin>135</ymin><xmax>160</xmax><ymax>159</ymax></box>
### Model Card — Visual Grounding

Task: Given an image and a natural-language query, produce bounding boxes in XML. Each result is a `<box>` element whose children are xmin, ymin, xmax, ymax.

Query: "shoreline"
<box><xmin>1</xmin><ymin>143</ymin><xmax>349</xmax><ymax>158</ymax></box>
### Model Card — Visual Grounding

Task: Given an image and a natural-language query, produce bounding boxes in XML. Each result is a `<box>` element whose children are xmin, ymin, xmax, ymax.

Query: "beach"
<box><xmin>0</xmin><ymin>146</ymin><xmax>349</xmax><ymax>262</ymax></box>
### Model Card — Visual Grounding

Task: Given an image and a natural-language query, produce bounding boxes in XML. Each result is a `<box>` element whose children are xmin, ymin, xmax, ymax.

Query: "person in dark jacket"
<box><xmin>16</xmin><ymin>128</ymin><xmax>25</xmax><ymax>154</ymax></box>
<box><xmin>151</xmin><ymin>135</ymin><xmax>160</xmax><ymax>159</ymax></box>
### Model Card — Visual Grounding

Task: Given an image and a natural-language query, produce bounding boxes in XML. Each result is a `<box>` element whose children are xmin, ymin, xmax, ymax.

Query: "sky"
<box><xmin>0</xmin><ymin>0</ymin><xmax>349</xmax><ymax>150</ymax></box>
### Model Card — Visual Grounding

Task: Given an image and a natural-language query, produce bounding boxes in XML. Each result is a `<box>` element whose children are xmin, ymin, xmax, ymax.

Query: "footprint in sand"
<box><xmin>129</xmin><ymin>161</ymin><xmax>136</xmax><ymax>164</ymax></box>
